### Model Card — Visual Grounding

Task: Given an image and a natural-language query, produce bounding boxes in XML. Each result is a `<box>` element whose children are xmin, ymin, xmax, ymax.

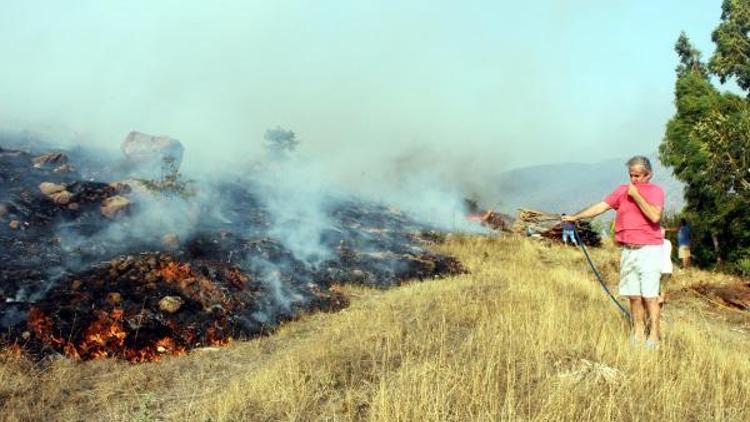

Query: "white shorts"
<box><xmin>619</xmin><ymin>245</ymin><xmax>662</xmax><ymax>298</ymax></box>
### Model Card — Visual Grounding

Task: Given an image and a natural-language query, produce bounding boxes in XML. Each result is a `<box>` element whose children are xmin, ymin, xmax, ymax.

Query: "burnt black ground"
<box><xmin>0</xmin><ymin>138</ymin><xmax>465</xmax><ymax>360</ymax></box>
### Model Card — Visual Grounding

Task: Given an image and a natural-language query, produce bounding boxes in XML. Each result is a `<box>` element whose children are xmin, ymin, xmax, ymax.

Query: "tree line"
<box><xmin>661</xmin><ymin>0</ymin><xmax>750</xmax><ymax>273</ymax></box>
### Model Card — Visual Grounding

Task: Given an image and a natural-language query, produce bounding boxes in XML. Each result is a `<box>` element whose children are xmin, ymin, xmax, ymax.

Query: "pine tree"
<box><xmin>709</xmin><ymin>0</ymin><xmax>750</xmax><ymax>91</ymax></box>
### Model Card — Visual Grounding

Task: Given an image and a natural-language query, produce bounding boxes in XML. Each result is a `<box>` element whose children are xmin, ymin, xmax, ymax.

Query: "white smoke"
<box><xmin>252</xmin><ymin>155</ymin><xmax>337</xmax><ymax>265</ymax></box>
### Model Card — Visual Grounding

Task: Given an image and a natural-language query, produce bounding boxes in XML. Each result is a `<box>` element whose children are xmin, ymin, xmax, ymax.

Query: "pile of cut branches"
<box><xmin>511</xmin><ymin>208</ymin><xmax>601</xmax><ymax>247</ymax></box>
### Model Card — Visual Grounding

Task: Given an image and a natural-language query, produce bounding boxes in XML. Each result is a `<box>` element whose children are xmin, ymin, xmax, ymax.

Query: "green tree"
<box><xmin>689</xmin><ymin>98</ymin><xmax>750</xmax><ymax>267</ymax></box>
<box><xmin>661</xmin><ymin>34</ymin><xmax>737</xmax><ymax>266</ymax></box>
<box><xmin>703</xmin><ymin>1</ymin><xmax>750</xmax><ymax>269</ymax></box>
<box><xmin>264</xmin><ymin>126</ymin><xmax>299</xmax><ymax>160</ymax></box>
<box><xmin>709</xmin><ymin>0</ymin><xmax>750</xmax><ymax>91</ymax></box>
<box><xmin>662</xmin><ymin>6</ymin><xmax>750</xmax><ymax>270</ymax></box>
<box><xmin>660</xmin><ymin>35</ymin><xmax>720</xmax><ymax>265</ymax></box>
<box><xmin>675</xmin><ymin>32</ymin><xmax>709</xmax><ymax>78</ymax></box>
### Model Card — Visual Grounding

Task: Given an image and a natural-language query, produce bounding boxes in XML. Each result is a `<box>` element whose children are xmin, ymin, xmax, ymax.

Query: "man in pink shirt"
<box><xmin>562</xmin><ymin>156</ymin><xmax>665</xmax><ymax>348</ymax></box>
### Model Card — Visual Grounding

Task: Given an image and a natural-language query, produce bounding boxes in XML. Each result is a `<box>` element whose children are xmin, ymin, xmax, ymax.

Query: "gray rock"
<box><xmin>159</xmin><ymin>296</ymin><xmax>184</xmax><ymax>314</ymax></box>
<box><xmin>121</xmin><ymin>130</ymin><xmax>184</xmax><ymax>178</ymax></box>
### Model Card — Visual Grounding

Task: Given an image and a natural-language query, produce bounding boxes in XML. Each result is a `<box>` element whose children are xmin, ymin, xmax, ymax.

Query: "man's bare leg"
<box><xmin>629</xmin><ymin>297</ymin><xmax>647</xmax><ymax>341</ymax></box>
<box><xmin>658</xmin><ymin>274</ymin><xmax>669</xmax><ymax>305</ymax></box>
<box><xmin>645</xmin><ymin>297</ymin><xmax>661</xmax><ymax>343</ymax></box>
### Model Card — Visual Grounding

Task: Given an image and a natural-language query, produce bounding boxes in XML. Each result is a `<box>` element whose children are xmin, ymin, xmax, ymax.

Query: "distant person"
<box><xmin>562</xmin><ymin>156</ymin><xmax>665</xmax><ymax>349</ymax></box>
<box><xmin>561</xmin><ymin>214</ymin><xmax>578</xmax><ymax>246</ymax></box>
<box><xmin>659</xmin><ymin>227</ymin><xmax>673</xmax><ymax>306</ymax></box>
<box><xmin>677</xmin><ymin>219</ymin><xmax>691</xmax><ymax>268</ymax></box>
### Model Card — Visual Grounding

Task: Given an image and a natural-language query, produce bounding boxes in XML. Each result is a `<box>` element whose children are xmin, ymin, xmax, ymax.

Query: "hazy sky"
<box><xmin>0</xmin><ymin>1</ymin><xmax>727</xmax><ymax>173</ymax></box>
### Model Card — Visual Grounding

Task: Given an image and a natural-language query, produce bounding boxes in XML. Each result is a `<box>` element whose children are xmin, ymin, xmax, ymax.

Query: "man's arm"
<box><xmin>627</xmin><ymin>184</ymin><xmax>662</xmax><ymax>223</ymax></box>
<box><xmin>561</xmin><ymin>201</ymin><xmax>611</xmax><ymax>222</ymax></box>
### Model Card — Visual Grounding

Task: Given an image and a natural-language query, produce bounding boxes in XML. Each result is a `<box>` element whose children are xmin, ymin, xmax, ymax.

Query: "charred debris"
<box><xmin>0</xmin><ymin>133</ymin><xmax>465</xmax><ymax>362</ymax></box>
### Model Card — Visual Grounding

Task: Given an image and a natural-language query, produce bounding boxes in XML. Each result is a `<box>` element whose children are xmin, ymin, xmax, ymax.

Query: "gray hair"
<box><xmin>626</xmin><ymin>155</ymin><xmax>652</xmax><ymax>173</ymax></box>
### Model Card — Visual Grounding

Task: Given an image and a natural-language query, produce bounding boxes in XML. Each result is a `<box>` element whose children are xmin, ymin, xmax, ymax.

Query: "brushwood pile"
<box><xmin>513</xmin><ymin>208</ymin><xmax>601</xmax><ymax>246</ymax></box>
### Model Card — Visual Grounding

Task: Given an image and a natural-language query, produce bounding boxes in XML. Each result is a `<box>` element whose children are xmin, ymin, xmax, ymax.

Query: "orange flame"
<box><xmin>205</xmin><ymin>326</ymin><xmax>230</xmax><ymax>347</ymax></box>
<box><xmin>2</xmin><ymin>343</ymin><xmax>24</xmax><ymax>358</ymax></box>
<box><xmin>225</xmin><ymin>268</ymin><xmax>249</xmax><ymax>289</ymax></box>
<box><xmin>27</xmin><ymin>307</ymin><xmax>65</xmax><ymax>346</ymax></box>
<box><xmin>161</xmin><ymin>261</ymin><xmax>192</xmax><ymax>283</ymax></box>
<box><xmin>76</xmin><ymin>308</ymin><xmax>127</xmax><ymax>359</ymax></box>
<box><xmin>26</xmin><ymin>291</ymin><xmax>232</xmax><ymax>363</ymax></box>
<box><xmin>27</xmin><ymin>307</ymin><xmax>52</xmax><ymax>337</ymax></box>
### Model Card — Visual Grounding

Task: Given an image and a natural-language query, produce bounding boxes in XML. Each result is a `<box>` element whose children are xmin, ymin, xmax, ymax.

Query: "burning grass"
<box><xmin>17</xmin><ymin>253</ymin><xmax>260</xmax><ymax>362</ymax></box>
<box><xmin>2</xmin><ymin>235</ymin><xmax>750</xmax><ymax>421</ymax></box>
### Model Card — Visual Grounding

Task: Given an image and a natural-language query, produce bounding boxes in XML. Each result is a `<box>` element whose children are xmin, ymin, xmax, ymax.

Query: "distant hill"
<box><xmin>490</xmin><ymin>156</ymin><xmax>685</xmax><ymax>218</ymax></box>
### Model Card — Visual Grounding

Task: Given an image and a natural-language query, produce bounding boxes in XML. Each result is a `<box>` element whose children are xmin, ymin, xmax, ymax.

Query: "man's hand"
<box><xmin>627</xmin><ymin>184</ymin><xmax>662</xmax><ymax>223</ymax></box>
<box><xmin>627</xmin><ymin>183</ymin><xmax>639</xmax><ymax>198</ymax></box>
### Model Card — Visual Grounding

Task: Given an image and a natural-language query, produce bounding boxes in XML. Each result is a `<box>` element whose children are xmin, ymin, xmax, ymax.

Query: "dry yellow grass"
<box><xmin>2</xmin><ymin>235</ymin><xmax>750</xmax><ymax>421</ymax></box>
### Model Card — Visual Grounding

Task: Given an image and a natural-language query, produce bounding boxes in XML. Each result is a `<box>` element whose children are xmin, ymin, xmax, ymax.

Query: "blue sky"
<box><xmin>0</xmin><ymin>1</ymin><xmax>729</xmax><ymax>174</ymax></box>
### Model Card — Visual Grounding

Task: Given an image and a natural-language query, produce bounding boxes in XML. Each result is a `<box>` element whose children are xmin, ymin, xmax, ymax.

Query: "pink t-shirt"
<box><xmin>604</xmin><ymin>183</ymin><xmax>665</xmax><ymax>245</ymax></box>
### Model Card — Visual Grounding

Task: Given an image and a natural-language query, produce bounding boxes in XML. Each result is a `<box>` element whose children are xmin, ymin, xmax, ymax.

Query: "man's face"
<box><xmin>629</xmin><ymin>165</ymin><xmax>651</xmax><ymax>184</ymax></box>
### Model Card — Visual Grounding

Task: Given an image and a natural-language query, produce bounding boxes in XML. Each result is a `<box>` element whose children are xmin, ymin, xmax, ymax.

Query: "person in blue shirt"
<box><xmin>677</xmin><ymin>219</ymin><xmax>691</xmax><ymax>268</ymax></box>
<box><xmin>561</xmin><ymin>214</ymin><xmax>578</xmax><ymax>246</ymax></box>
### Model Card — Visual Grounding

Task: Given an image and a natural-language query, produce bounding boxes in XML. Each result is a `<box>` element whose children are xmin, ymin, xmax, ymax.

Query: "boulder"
<box><xmin>121</xmin><ymin>131</ymin><xmax>184</xmax><ymax>177</ymax></box>
<box><xmin>38</xmin><ymin>182</ymin><xmax>66</xmax><ymax>195</ymax></box>
<box><xmin>50</xmin><ymin>190</ymin><xmax>73</xmax><ymax>205</ymax></box>
<box><xmin>158</xmin><ymin>296</ymin><xmax>184</xmax><ymax>314</ymax></box>
<box><xmin>38</xmin><ymin>183</ymin><xmax>72</xmax><ymax>205</ymax></box>
<box><xmin>100</xmin><ymin>195</ymin><xmax>131</xmax><ymax>218</ymax></box>
<box><xmin>32</xmin><ymin>152</ymin><xmax>68</xmax><ymax>168</ymax></box>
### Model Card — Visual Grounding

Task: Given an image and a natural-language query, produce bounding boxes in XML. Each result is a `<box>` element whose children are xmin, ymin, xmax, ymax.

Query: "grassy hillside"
<box><xmin>2</xmin><ymin>235</ymin><xmax>750</xmax><ymax>421</ymax></box>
